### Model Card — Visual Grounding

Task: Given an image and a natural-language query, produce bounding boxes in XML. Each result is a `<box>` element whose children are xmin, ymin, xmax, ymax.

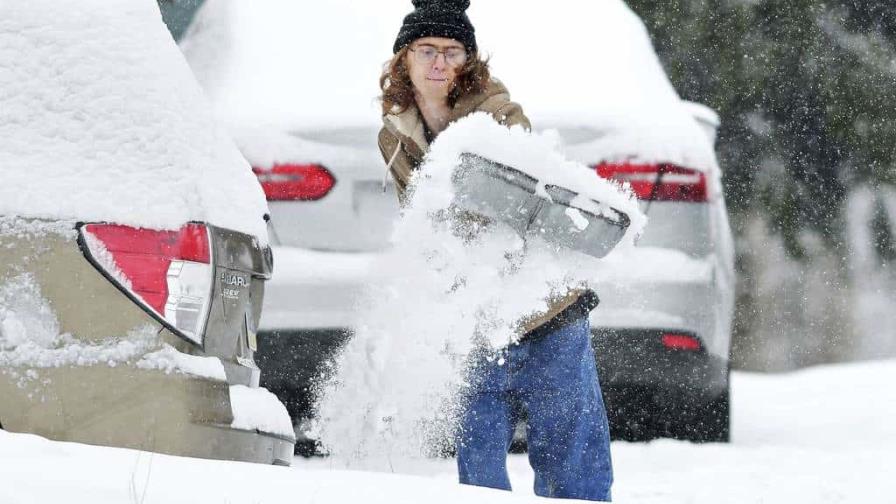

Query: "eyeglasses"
<box><xmin>409</xmin><ymin>44</ymin><xmax>468</xmax><ymax>67</ymax></box>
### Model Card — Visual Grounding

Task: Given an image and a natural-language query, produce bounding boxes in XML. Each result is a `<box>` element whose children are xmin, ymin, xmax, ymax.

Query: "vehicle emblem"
<box><xmin>220</xmin><ymin>272</ymin><xmax>250</xmax><ymax>288</ymax></box>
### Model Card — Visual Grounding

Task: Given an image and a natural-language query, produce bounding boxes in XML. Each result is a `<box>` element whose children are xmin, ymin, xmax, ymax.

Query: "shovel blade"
<box><xmin>452</xmin><ymin>153</ymin><xmax>630</xmax><ymax>258</ymax></box>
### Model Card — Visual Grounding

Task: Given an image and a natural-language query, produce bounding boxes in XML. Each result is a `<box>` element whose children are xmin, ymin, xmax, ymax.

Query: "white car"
<box><xmin>0</xmin><ymin>0</ymin><xmax>294</xmax><ymax>464</ymax></box>
<box><xmin>180</xmin><ymin>0</ymin><xmax>734</xmax><ymax>448</ymax></box>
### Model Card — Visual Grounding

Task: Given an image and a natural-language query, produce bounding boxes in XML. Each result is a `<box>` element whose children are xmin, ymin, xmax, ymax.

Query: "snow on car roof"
<box><xmin>180</xmin><ymin>0</ymin><xmax>404</xmax><ymax>130</ymax></box>
<box><xmin>0</xmin><ymin>0</ymin><xmax>269</xmax><ymax>241</ymax></box>
<box><xmin>181</xmin><ymin>0</ymin><xmax>717</xmax><ymax>172</ymax></box>
<box><xmin>473</xmin><ymin>1</ymin><xmax>719</xmax><ymax>172</ymax></box>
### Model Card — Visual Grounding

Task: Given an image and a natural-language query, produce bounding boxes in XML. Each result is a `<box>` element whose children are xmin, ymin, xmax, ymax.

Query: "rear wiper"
<box><xmin>643</xmin><ymin>164</ymin><xmax>668</xmax><ymax>215</ymax></box>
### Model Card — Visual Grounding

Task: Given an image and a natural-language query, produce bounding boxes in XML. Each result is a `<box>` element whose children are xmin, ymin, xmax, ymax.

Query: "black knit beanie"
<box><xmin>393</xmin><ymin>0</ymin><xmax>477</xmax><ymax>54</ymax></box>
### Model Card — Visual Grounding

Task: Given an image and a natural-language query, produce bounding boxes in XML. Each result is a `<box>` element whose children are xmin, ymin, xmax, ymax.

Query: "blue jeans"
<box><xmin>456</xmin><ymin>317</ymin><xmax>613</xmax><ymax>501</ymax></box>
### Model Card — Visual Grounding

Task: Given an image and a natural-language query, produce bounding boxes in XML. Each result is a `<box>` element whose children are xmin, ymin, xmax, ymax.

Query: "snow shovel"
<box><xmin>451</xmin><ymin>153</ymin><xmax>631</xmax><ymax>258</ymax></box>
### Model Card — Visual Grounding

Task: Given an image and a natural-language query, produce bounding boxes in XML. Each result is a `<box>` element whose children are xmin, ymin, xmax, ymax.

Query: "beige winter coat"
<box><xmin>377</xmin><ymin>79</ymin><xmax>589</xmax><ymax>336</ymax></box>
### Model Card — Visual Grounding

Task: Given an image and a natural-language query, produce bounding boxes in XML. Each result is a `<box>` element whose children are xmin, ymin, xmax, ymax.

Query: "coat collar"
<box><xmin>384</xmin><ymin>105</ymin><xmax>428</xmax><ymax>156</ymax></box>
<box><xmin>383</xmin><ymin>79</ymin><xmax>510</xmax><ymax>155</ymax></box>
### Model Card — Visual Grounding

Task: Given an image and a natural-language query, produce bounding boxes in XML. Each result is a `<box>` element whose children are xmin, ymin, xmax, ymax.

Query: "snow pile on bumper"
<box><xmin>229</xmin><ymin>385</ymin><xmax>295</xmax><ymax>439</ymax></box>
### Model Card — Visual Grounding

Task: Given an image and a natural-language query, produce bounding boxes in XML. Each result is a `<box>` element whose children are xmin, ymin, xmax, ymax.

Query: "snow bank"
<box><xmin>313</xmin><ymin>115</ymin><xmax>644</xmax><ymax>465</ymax></box>
<box><xmin>229</xmin><ymin>385</ymin><xmax>295</xmax><ymax>438</ymax></box>
<box><xmin>181</xmin><ymin>0</ymin><xmax>714</xmax><ymax>171</ymax></box>
<box><xmin>0</xmin><ymin>0</ymin><xmax>268</xmax><ymax>242</ymax></box>
<box><xmin>734</xmin><ymin>359</ymin><xmax>896</xmax><ymax>449</ymax></box>
<box><xmin>4</xmin><ymin>359</ymin><xmax>894</xmax><ymax>503</ymax></box>
<box><xmin>0</xmin><ymin>430</ymin><xmax>553</xmax><ymax>504</ymax></box>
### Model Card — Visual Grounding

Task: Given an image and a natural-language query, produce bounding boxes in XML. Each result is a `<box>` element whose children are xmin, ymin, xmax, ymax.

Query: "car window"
<box><xmin>636</xmin><ymin>202</ymin><xmax>711</xmax><ymax>257</ymax></box>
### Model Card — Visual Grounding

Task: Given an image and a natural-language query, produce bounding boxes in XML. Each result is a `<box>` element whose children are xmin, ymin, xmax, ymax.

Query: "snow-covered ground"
<box><xmin>3</xmin><ymin>359</ymin><xmax>893</xmax><ymax>503</ymax></box>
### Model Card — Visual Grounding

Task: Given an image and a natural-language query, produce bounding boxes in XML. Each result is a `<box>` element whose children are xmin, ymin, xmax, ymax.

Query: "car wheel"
<box><xmin>294</xmin><ymin>439</ymin><xmax>322</xmax><ymax>457</ymax></box>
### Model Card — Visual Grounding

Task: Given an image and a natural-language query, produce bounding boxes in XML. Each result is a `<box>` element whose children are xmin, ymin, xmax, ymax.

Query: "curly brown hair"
<box><xmin>380</xmin><ymin>45</ymin><xmax>491</xmax><ymax>116</ymax></box>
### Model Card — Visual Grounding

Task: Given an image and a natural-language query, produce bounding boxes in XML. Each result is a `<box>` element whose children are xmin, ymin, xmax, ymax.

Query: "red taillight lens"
<box><xmin>252</xmin><ymin>164</ymin><xmax>335</xmax><ymax>201</ymax></box>
<box><xmin>595</xmin><ymin>163</ymin><xmax>707</xmax><ymax>202</ymax></box>
<box><xmin>80</xmin><ymin>223</ymin><xmax>213</xmax><ymax>346</ymax></box>
<box><xmin>661</xmin><ymin>333</ymin><xmax>703</xmax><ymax>351</ymax></box>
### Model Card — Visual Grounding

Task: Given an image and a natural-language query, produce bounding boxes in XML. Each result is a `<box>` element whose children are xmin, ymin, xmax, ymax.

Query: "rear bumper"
<box><xmin>593</xmin><ymin>327</ymin><xmax>729</xmax><ymax>403</ymax></box>
<box><xmin>255</xmin><ymin>329</ymin><xmax>351</xmax><ymax>425</ymax></box>
<box><xmin>0</xmin><ymin>365</ymin><xmax>295</xmax><ymax>466</ymax></box>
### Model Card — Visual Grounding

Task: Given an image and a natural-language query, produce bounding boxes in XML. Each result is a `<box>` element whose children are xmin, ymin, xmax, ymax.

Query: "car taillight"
<box><xmin>252</xmin><ymin>164</ymin><xmax>335</xmax><ymax>201</ymax></box>
<box><xmin>595</xmin><ymin>163</ymin><xmax>707</xmax><ymax>202</ymax></box>
<box><xmin>78</xmin><ymin>223</ymin><xmax>213</xmax><ymax>346</ymax></box>
<box><xmin>661</xmin><ymin>333</ymin><xmax>703</xmax><ymax>352</ymax></box>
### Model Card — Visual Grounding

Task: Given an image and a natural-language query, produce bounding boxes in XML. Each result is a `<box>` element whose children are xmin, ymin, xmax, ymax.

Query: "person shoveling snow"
<box><xmin>312</xmin><ymin>1</ymin><xmax>644</xmax><ymax>501</ymax></box>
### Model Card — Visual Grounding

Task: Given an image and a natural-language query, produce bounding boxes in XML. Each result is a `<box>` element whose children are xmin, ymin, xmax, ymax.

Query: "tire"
<box><xmin>685</xmin><ymin>390</ymin><xmax>730</xmax><ymax>442</ymax></box>
<box><xmin>294</xmin><ymin>439</ymin><xmax>322</xmax><ymax>458</ymax></box>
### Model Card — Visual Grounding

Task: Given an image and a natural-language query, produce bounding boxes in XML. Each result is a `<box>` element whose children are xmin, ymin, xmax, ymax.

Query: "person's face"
<box><xmin>405</xmin><ymin>37</ymin><xmax>468</xmax><ymax>102</ymax></box>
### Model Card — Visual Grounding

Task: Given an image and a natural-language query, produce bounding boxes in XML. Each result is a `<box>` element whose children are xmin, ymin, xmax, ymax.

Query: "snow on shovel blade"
<box><xmin>452</xmin><ymin>153</ymin><xmax>630</xmax><ymax>258</ymax></box>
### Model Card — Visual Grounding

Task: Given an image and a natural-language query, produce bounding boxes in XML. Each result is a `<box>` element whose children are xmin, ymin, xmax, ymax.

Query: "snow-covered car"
<box><xmin>0</xmin><ymin>0</ymin><xmax>294</xmax><ymax>464</ymax></box>
<box><xmin>476</xmin><ymin>2</ymin><xmax>735</xmax><ymax>442</ymax></box>
<box><xmin>179</xmin><ymin>0</ymin><xmax>734</xmax><ymax>446</ymax></box>
<box><xmin>178</xmin><ymin>0</ymin><xmax>410</xmax><ymax>452</ymax></box>
<box><xmin>571</xmin><ymin>101</ymin><xmax>735</xmax><ymax>442</ymax></box>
